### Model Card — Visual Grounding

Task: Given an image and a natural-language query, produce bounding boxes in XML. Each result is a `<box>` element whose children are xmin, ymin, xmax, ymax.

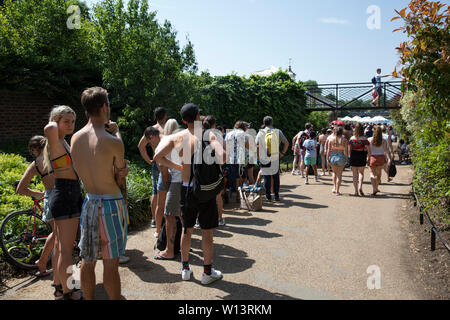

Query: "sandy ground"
<box><xmin>0</xmin><ymin>164</ymin><xmax>431</xmax><ymax>300</ymax></box>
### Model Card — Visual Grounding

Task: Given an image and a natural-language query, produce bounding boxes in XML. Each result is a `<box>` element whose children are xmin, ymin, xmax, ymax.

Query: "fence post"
<box><xmin>420</xmin><ymin>206</ymin><xmax>424</xmax><ymax>225</ymax></box>
<box><xmin>431</xmin><ymin>229</ymin><xmax>436</xmax><ymax>251</ymax></box>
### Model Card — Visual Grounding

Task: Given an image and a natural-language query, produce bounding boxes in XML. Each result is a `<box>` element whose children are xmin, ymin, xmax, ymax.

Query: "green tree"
<box><xmin>392</xmin><ymin>0</ymin><xmax>449</xmax><ymax>225</ymax></box>
<box><xmin>91</xmin><ymin>0</ymin><xmax>198</xmax><ymax>157</ymax></box>
<box><xmin>0</xmin><ymin>0</ymin><xmax>100</xmax><ymax>99</ymax></box>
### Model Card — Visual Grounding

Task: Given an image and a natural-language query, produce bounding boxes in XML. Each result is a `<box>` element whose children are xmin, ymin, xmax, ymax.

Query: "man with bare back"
<box><xmin>153</xmin><ymin>103</ymin><xmax>225</xmax><ymax>285</ymax></box>
<box><xmin>71</xmin><ymin>87</ymin><xmax>128</xmax><ymax>300</ymax></box>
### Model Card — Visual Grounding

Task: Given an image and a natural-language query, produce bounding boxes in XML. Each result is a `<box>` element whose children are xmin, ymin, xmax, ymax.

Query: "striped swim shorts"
<box><xmin>79</xmin><ymin>193</ymin><xmax>128</xmax><ymax>262</ymax></box>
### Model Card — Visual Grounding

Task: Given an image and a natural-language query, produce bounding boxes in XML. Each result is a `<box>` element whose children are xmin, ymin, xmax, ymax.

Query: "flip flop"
<box><xmin>35</xmin><ymin>271</ymin><xmax>51</xmax><ymax>278</ymax></box>
<box><xmin>154</xmin><ymin>254</ymin><xmax>176</xmax><ymax>261</ymax></box>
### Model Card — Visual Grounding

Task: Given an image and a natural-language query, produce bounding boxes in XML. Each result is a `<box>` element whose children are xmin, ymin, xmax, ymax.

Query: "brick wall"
<box><xmin>0</xmin><ymin>89</ymin><xmax>86</xmax><ymax>144</ymax></box>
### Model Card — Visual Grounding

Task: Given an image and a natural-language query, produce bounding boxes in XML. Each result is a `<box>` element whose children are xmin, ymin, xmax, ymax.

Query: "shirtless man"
<box><xmin>71</xmin><ymin>87</ymin><xmax>128</xmax><ymax>300</ymax></box>
<box><xmin>138</xmin><ymin>107</ymin><xmax>167</xmax><ymax>236</ymax></box>
<box><xmin>153</xmin><ymin>103</ymin><xmax>225</xmax><ymax>285</ymax></box>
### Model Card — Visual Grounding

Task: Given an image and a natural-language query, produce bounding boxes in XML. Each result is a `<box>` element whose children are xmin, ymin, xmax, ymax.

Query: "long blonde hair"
<box><xmin>163</xmin><ymin>119</ymin><xmax>180</xmax><ymax>136</ymax></box>
<box><xmin>371</xmin><ymin>126</ymin><xmax>383</xmax><ymax>147</ymax></box>
<box><xmin>43</xmin><ymin>105</ymin><xmax>76</xmax><ymax>171</ymax></box>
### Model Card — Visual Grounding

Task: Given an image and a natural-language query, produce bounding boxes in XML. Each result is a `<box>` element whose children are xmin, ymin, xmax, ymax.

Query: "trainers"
<box><xmin>297</xmin><ymin>170</ymin><xmax>301</xmax><ymax>175</ymax></box>
<box><xmin>305</xmin><ymin>177</ymin><xmax>309</xmax><ymax>185</ymax></box>
<box><xmin>150</xmin><ymin>220</ymin><xmax>156</xmax><ymax>228</ymax></box>
<box><xmin>201</xmin><ymin>268</ymin><xmax>223</xmax><ymax>285</ymax></box>
<box><xmin>119</xmin><ymin>255</ymin><xmax>130</xmax><ymax>264</ymax></box>
<box><xmin>264</xmin><ymin>196</ymin><xmax>272</xmax><ymax>202</ymax></box>
<box><xmin>291</xmin><ymin>170</ymin><xmax>296</xmax><ymax>175</ymax></box>
<box><xmin>195</xmin><ymin>218</ymin><xmax>200</xmax><ymax>228</ymax></box>
<box><xmin>181</xmin><ymin>267</ymin><xmax>193</xmax><ymax>281</ymax></box>
<box><xmin>218</xmin><ymin>218</ymin><xmax>226</xmax><ymax>227</ymax></box>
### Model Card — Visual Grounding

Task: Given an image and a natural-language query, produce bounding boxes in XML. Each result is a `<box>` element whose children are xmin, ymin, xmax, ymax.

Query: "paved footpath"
<box><xmin>0</xmin><ymin>165</ymin><xmax>428</xmax><ymax>300</ymax></box>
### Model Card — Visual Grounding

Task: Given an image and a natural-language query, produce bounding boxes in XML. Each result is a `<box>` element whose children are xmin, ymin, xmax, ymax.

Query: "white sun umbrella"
<box><xmin>361</xmin><ymin>117</ymin><xmax>372</xmax><ymax>123</ymax></box>
<box><xmin>372</xmin><ymin>116</ymin><xmax>387</xmax><ymax>124</ymax></box>
<box><xmin>351</xmin><ymin>116</ymin><xmax>362</xmax><ymax>122</ymax></box>
<box><xmin>341</xmin><ymin>116</ymin><xmax>352</xmax><ymax>121</ymax></box>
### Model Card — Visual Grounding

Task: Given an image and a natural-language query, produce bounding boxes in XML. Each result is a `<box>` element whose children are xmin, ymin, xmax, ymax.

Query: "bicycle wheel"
<box><xmin>0</xmin><ymin>210</ymin><xmax>52</xmax><ymax>270</ymax></box>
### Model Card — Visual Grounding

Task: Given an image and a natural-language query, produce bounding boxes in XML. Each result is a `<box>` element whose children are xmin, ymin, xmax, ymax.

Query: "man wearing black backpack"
<box><xmin>153</xmin><ymin>103</ymin><xmax>226</xmax><ymax>285</ymax></box>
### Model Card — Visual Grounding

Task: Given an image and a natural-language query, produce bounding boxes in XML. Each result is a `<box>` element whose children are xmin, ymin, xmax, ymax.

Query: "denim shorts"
<box><xmin>42</xmin><ymin>189</ymin><xmax>54</xmax><ymax>222</ymax></box>
<box><xmin>49</xmin><ymin>179</ymin><xmax>82</xmax><ymax>221</ymax></box>
<box><xmin>151</xmin><ymin>162</ymin><xmax>160</xmax><ymax>195</ymax></box>
<box><xmin>329</xmin><ymin>152</ymin><xmax>346</xmax><ymax>167</ymax></box>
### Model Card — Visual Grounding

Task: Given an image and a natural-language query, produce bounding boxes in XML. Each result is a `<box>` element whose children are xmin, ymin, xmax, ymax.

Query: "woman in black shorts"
<box><xmin>43</xmin><ymin>105</ymin><xmax>83</xmax><ymax>300</ymax></box>
<box><xmin>348</xmin><ymin>123</ymin><xmax>369</xmax><ymax>196</ymax></box>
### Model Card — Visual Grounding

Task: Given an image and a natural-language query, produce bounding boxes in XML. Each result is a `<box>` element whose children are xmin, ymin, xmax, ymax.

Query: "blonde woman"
<box><xmin>326</xmin><ymin>126</ymin><xmax>348</xmax><ymax>195</ymax></box>
<box><xmin>368</xmin><ymin>126</ymin><xmax>391</xmax><ymax>196</ymax></box>
<box><xmin>43</xmin><ymin>105</ymin><xmax>83</xmax><ymax>300</ymax></box>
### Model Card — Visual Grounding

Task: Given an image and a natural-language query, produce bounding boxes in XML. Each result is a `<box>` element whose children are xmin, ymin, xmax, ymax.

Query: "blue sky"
<box><xmin>85</xmin><ymin>0</ymin><xmax>411</xmax><ymax>84</ymax></box>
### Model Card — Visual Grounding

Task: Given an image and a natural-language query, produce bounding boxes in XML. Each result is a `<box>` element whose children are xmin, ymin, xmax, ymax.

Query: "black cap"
<box><xmin>181</xmin><ymin>103</ymin><xmax>199</xmax><ymax>122</ymax></box>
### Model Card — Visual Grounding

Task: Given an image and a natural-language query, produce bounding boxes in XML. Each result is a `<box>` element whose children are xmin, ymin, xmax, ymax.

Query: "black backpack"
<box><xmin>371</xmin><ymin>77</ymin><xmax>377</xmax><ymax>85</ymax></box>
<box><xmin>156</xmin><ymin>217</ymin><xmax>182</xmax><ymax>254</ymax></box>
<box><xmin>189</xmin><ymin>137</ymin><xmax>224</xmax><ymax>203</ymax></box>
<box><xmin>298</xmin><ymin>131</ymin><xmax>310</xmax><ymax>150</ymax></box>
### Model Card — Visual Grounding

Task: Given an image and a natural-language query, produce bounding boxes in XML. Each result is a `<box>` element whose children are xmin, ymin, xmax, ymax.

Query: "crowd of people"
<box><xmin>289</xmin><ymin>121</ymin><xmax>398</xmax><ymax>196</ymax></box>
<box><xmin>15</xmin><ymin>86</ymin><xmax>402</xmax><ymax>300</ymax></box>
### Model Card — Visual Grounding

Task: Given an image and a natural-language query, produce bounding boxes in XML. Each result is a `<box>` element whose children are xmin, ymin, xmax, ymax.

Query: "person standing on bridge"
<box><xmin>371</xmin><ymin>68</ymin><xmax>390</xmax><ymax>107</ymax></box>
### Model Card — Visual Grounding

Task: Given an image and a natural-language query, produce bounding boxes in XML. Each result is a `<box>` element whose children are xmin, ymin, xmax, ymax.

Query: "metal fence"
<box><xmin>305</xmin><ymin>81</ymin><xmax>403</xmax><ymax>112</ymax></box>
<box><xmin>412</xmin><ymin>186</ymin><xmax>450</xmax><ymax>253</ymax></box>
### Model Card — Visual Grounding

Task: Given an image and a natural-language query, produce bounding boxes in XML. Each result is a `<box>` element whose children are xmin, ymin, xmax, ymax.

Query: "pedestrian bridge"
<box><xmin>305</xmin><ymin>81</ymin><xmax>403</xmax><ymax>112</ymax></box>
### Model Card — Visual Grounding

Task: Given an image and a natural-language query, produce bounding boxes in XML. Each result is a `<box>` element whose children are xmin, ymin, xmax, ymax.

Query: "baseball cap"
<box><xmin>181</xmin><ymin>103</ymin><xmax>200</xmax><ymax>122</ymax></box>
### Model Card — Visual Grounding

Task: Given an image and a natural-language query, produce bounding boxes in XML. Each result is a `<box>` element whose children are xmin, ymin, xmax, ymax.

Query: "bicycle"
<box><xmin>0</xmin><ymin>182</ymin><xmax>81</xmax><ymax>272</ymax></box>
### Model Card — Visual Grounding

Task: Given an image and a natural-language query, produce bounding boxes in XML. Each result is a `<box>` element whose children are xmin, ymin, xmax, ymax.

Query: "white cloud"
<box><xmin>319</xmin><ymin>17</ymin><xmax>350</xmax><ymax>25</ymax></box>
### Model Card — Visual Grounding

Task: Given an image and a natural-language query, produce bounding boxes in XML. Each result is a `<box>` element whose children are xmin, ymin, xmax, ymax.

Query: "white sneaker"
<box><xmin>201</xmin><ymin>268</ymin><xmax>223</xmax><ymax>285</ymax></box>
<box><xmin>297</xmin><ymin>170</ymin><xmax>301</xmax><ymax>175</ymax></box>
<box><xmin>305</xmin><ymin>177</ymin><xmax>309</xmax><ymax>185</ymax></box>
<box><xmin>218</xmin><ymin>218</ymin><xmax>225</xmax><ymax>226</ymax></box>
<box><xmin>195</xmin><ymin>218</ymin><xmax>200</xmax><ymax>228</ymax></box>
<box><xmin>119</xmin><ymin>255</ymin><xmax>130</xmax><ymax>264</ymax></box>
<box><xmin>181</xmin><ymin>267</ymin><xmax>193</xmax><ymax>281</ymax></box>
<box><xmin>291</xmin><ymin>170</ymin><xmax>296</xmax><ymax>175</ymax></box>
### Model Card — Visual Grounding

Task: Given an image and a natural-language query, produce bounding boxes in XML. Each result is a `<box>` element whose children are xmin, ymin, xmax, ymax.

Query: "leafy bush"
<box><xmin>392</xmin><ymin>1</ymin><xmax>449</xmax><ymax>227</ymax></box>
<box><xmin>0</xmin><ymin>153</ymin><xmax>44</xmax><ymax>220</ymax></box>
<box><xmin>191</xmin><ymin>71</ymin><xmax>307</xmax><ymax>142</ymax></box>
<box><xmin>126</xmin><ymin>163</ymin><xmax>153</xmax><ymax>228</ymax></box>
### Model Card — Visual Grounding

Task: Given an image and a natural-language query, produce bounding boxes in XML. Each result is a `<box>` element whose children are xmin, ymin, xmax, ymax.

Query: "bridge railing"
<box><xmin>305</xmin><ymin>81</ymin><xmax>403</xmax><ymax>112</ymax></box>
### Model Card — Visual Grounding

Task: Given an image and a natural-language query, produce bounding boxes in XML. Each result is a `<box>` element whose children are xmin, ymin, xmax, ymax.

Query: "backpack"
<box><xmin>371</xmin><ymin>76</ymin><xmax>377</xmax><ymax>85</ymax></box>
<box><xmin>298</xmin><ymin>131</ymin><xmax>310</xmax><ymax>150</ymax></box>
<box><xmin>189</xmin><ymin>136</ymin><xmax>224</xmax><ymax>203</ymax></box>
<box><xmin>265</xmin><ymin>129</ymin><xmax>280</xmax><ymax>158</ymax></box>
<box><xmin>156</xmin><ymin>217</ymin><xmax>182</xmax><ymax>254</ymax></box>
